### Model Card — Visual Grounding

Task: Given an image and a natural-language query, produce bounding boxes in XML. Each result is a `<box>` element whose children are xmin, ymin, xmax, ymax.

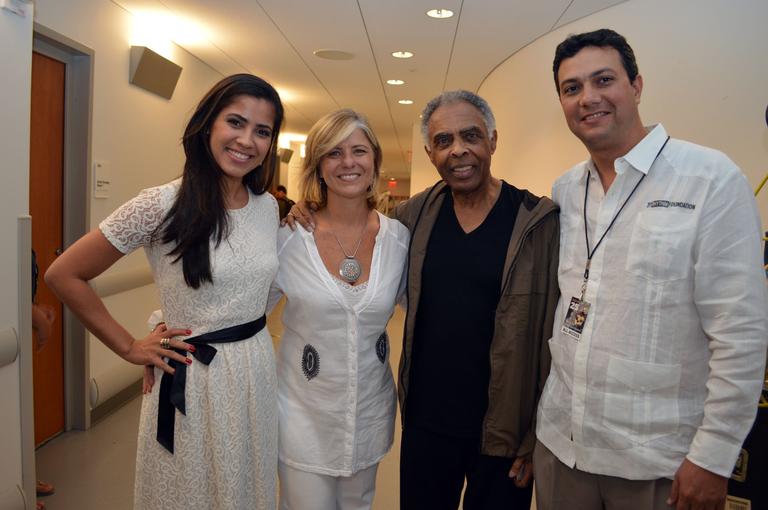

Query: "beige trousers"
<box><xmin>534</xmin><ymin>441</ymin><xmax>673</xmax><ymax>510</ymax></box>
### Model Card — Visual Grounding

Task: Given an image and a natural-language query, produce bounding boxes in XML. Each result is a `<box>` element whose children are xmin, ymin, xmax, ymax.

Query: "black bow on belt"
<box><xmin>156</xmin><ymin>315</ymin><xmax>266</xmax><ymax>453</ymax></box>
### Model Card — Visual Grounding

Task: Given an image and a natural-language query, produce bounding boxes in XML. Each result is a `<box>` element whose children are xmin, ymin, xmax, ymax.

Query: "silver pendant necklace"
<box><xmin>331</xmin><ymin>220</ymin><xmax>367</xmax><ymax>283</ymax></box>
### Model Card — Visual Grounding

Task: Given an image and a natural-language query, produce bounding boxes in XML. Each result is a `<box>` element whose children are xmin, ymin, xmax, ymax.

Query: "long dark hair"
<box><xmin>158</xmin><ymin>74</ymin><xmax>284</xmax><ymax>288</ymax></box>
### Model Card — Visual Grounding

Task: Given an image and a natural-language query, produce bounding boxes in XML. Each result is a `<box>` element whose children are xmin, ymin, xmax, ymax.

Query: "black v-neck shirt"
<box><xmin>407</xmin><ymin>182</ymin><xmax>521</xmax><ymax>437</ymax></box>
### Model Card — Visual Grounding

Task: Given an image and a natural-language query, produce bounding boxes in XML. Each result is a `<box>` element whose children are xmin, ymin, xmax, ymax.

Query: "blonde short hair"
<box><xmin>299</xmin><ymin>109</ymin><xmax>382</xmax><ymax>209</ymax></box>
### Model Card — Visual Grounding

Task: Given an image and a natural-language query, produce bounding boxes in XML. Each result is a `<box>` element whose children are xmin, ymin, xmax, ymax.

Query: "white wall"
<box><xmin>285</xmin><ymin>140</ymin><xmax>305</xmax><ymax>201</ymax></box>
<box><xmin>409</xmin><ymin>120</ymin><xmax>441</xmax><ymax>195</ymax></box>
<box><xmin>33</xmin><ymin>0</ymin><xmax>226</xmax><ymax>406</ymax></box>
<box><xmin>377</xmin><ymin>178</ymin><xmax>410</xmax><ymax>197</ymax></box>
<box><xmin>0</xmin><ymin>3</ymin><xmax>34</xmax><ymax>507</ymax></box>
<box><xmin>480</xmin><ymin>0</ymin><xmax>768</xmax><ymax>232</ymax></box>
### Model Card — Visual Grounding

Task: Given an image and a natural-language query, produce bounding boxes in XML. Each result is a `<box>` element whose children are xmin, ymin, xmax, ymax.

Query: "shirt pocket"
<box><xmin>602</xmin><ymin>355</ymin><xmax>681</xmax><ymax>444</ymax></box>
<box><xmin>558</xmin><ymin>213</ymin><xmax>581</xmax><ymax>276</ymax></box>
<box><xmin>624</xmin><ymin>209</ymin><xmax>696</xmax><ymax>282</ymax></box>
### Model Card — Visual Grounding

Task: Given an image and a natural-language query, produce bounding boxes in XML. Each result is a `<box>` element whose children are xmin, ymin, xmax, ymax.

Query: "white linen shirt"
<box><xmin>268</xmin><ymin>212</ymin><xmax>408</xmax><ymax>477</ymax></box>
<box><xmin>537</xmin><ymin>124</ymin><xmax>768</xmax><ymax>480</ymax></box>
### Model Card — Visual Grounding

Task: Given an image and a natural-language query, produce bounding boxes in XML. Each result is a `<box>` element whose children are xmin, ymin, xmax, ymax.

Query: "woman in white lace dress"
<box><xmin>270</xmin><ymin>110</ymin><xmax>408</xmax><ymax>509</ymax></box>
<box><xmin>45</xmin><ymin>74</ymin><xmax>284</xmax><ymax>510</ymax></box>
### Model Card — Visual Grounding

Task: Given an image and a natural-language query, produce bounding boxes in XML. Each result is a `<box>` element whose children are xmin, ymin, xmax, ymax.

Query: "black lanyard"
<box><xmin>580</xmin><ymin>136</ymin><xmax>670</xmax><ymax>298</ymax></box>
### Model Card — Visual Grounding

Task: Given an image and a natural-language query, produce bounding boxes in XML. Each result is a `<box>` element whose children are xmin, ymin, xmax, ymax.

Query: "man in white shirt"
<box><xmin>534</xmin><ymin>28</ymin><xmax>768</xmax><ymax>510</ymax></box>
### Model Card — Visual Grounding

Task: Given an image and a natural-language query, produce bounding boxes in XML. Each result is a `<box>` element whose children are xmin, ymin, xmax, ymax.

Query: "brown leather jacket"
<box><xmin>394</xmin><ymin>180</ymin><xmax>559</xmax><ymax>459</ymax></box>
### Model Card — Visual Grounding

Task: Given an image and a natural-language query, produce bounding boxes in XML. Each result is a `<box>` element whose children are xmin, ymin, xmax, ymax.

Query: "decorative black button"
<box><xmin>302</xmin><ymin>344</ymin><xmax>320</xmax><ymax>380</ymax></box>
<box><xmin>376</xmin><ymin>332</ymin><xmax>388</xmax><ymax>364</ymax></box>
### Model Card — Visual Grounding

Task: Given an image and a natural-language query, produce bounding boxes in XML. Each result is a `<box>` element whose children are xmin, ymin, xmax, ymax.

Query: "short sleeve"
<box><xmin>99</xmin><ymin>185</ymin><xmax>174</xmax><ymax>254</ymax></box>
<box><xmin>267</xmin><ymin>225</ymin><xmax>294</xmax><ymax>314</ymax></box>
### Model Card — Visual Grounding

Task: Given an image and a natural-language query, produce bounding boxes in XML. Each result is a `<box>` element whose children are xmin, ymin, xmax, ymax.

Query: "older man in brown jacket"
<box><xmin>395</xmin><ymin>90</ymin><xmax>559</xmax><ymax>510</ymax></box>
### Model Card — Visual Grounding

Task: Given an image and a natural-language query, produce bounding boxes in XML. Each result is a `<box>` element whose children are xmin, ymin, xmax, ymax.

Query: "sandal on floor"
<box><xmin>36</xmin><ymin>480</ymin><xmax>55</xmax><ymax>496</ymax></box>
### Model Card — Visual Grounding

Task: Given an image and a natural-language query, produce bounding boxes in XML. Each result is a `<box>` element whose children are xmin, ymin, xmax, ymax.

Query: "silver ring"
<box><xmin>287</xmin><ymin>212</ymin><xmax>295</xmax><ymax>217</ymax></box>
<box><xmin>160</xmin><ymin>337</ymin><xmax>171</xmax><ymax>349</ymax></box>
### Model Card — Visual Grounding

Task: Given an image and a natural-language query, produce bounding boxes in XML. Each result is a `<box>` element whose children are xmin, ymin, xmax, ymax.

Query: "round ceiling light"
<box><xmin>313</xmin><ymin>49</ymin><xmax>354</xmax><ymax>60</ymax></box>
<box><xmin>392</xmin><ymin>51</ymin><xmax>414</xmax><ymax>59</ymax></box>
<box><xmin>398</xmin><ymin>99</ymin><xmax>414</xmax><ymax>105</ymax></box>
<box><xmin>426</xmin><ymin>9</ymin><xmax>454</xmax><ymax>19</ymax></box>
<box><xmin>386</xmin><ymin>79</ymin><xmax>405</xmax><ymax>85</ymax></box>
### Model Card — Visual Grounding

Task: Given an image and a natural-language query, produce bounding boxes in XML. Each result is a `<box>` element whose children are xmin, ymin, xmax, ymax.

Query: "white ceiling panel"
<box><xmin>554</xmin><ymin>0</ymin><xmax>627</xmax><ymax>30</ymax></box>
<box><xmin>114</xmin><ymin>0</ymin><xmax>623</xmax><ymax>179</ymax></box>
<box><xmin>446</xmin><ymin>0</ymin><xmax>573</xmax><ymax>91</ymax></box>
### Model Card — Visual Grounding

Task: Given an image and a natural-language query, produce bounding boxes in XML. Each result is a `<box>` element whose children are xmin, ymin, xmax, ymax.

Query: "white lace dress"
<box><xmin>99</xmin><ymin>179</ymin><xmax>279</xmax><ymax>510</ymax></box>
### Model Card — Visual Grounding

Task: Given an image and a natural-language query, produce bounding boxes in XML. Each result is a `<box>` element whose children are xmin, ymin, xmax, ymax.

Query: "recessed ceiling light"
<box><xmin>392</xmin><ymin>51</ymin><xmax>413</xmax><ymax>59</ymax></box>
<box><xmin>398</xmin><ymin>99</ymin><xmax>414</xmax><ymax>105</ymax></box>
<box><xmin>426</xmin><ymin>8</ymin><xmax>454</xmax><ymax>19</ymax></box>
<box><xmin>313</xmin><ymin>49</ymin><xmax>354</xmax><ymax>60</ymax></box>
<box><xmin>386</xmin><ymin>79</ymin><xmax>405</xmax><ymax>85</ymax></box>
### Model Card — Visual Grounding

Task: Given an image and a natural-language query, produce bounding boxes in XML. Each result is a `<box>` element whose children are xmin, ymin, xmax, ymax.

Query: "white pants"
<box><xmin>278</xmin><ymin>461</ymin><xmax>379</xmax><ymax>510</ymax></box>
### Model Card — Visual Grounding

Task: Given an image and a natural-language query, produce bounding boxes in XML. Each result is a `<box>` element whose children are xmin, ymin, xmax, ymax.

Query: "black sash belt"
<box><xmin>156</xmin><ymin>315</ymin><xmax>267</xmax><ymax>453</ymax></box>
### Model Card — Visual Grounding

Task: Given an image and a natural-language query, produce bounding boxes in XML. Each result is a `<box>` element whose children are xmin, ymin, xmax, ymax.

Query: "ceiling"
<box><xmin>116</xmin><ymin>0</ymin><xmax>625</xmax><ymax>180</ymax></box>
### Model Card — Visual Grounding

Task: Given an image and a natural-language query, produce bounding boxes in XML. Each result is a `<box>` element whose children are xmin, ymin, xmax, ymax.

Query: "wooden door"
<box><xmin>30</xmin><ymin>51</ymin><xmax>65</xmax><ymax>446</ymax></box>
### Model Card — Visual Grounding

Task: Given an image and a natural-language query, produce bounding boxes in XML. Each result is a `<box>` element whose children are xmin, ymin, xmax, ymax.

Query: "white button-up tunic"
<box><xmin>538</xmin><ymin>125</ymin><xmax>768</xmax><ymax>480</ymax></box>
<box><xmin>269</xmin><ymin>212</ymin><xmax>408</xmax><ymax>476</ymax></box>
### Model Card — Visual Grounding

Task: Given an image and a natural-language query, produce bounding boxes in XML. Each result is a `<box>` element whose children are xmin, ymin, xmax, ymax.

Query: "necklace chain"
<box><xmin>327</xmin><ymin>214</ymin><xmax>368</xmax><ymax>283</ymax></box>
<box><xmin>330</xmin><ymin>218</ymin><xmax>367</xmax><ymax>258</ymax></box>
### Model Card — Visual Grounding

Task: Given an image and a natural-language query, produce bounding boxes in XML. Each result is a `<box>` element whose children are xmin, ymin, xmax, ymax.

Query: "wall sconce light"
<box><xmin>276</xmin><ymin>148</ymin><xmax>294</xmax><ymax>164</ymax></box>
<box><xmin>129</xmin><ymin>46</ymin><xmax>182</xmax><ymax>100</ymax></box>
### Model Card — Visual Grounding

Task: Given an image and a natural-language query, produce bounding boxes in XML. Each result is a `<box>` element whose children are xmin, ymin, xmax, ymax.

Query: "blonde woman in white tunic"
<box><xmin>270</xmin><ymin>109</ymin><xmax>408</xmax><ymax>510</ymax></box>
<box><xmin>46</xmin><ymin>74</ymin><xmax>284</xmax><ymax>510</ymax></box>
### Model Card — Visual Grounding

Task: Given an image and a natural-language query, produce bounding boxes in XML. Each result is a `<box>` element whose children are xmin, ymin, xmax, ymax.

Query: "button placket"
<box><xmin>345</xmin><ymin>312</ymin><xmax>360</xmax><ymax>464</ymax></box>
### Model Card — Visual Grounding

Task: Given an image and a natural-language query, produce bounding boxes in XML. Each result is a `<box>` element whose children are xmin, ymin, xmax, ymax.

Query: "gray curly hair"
<box><xmin>420</xmin><ymin>90</ymin><xmax>496</xmax><ymax>145</ymax></box>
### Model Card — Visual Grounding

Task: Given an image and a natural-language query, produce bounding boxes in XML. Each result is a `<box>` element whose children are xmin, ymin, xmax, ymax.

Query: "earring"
<box><xmin>319</xmin><ymin>177</ymin><xmax>326</xmax><ymax>186</ymax></box>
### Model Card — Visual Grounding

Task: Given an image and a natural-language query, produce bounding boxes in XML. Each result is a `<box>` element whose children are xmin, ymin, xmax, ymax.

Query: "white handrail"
<box><xmin>0</xmin><ymin>484</ymin><xmax>27</xmax><ymax>510</ymax></box>
<box><xmin>0</xmin><ymin>328</ymin><xmax>18</xmax><ymax>368</ymax></box>
<box><xmin>91</xmin><ymin>266</ymin><xmax>153</xmax><ymax>298</ymax></box>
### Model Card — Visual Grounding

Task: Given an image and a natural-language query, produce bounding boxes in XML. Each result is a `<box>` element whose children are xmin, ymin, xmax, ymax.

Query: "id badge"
<box><xmin>561</xmin><ymin>296</ymin><xmax>591</xmax><ymax>340</ymax></box>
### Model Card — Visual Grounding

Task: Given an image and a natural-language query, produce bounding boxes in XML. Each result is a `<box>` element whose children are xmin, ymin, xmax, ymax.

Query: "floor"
<box><xmin>36</xmin><ymin>396</ymin><xmax>141</xmax><ymax>509</ymax></box>
<box><xmin>35</xmin><ymin>304</ymin><xmax>535</xmax><ymax>509</ymax></box>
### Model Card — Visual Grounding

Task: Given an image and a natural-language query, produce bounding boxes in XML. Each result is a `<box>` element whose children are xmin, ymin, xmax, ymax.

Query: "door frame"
<box><xmin>32</xmin><ymin>25</ymin><xmax>93</xmax><ymax>431</ymax></box>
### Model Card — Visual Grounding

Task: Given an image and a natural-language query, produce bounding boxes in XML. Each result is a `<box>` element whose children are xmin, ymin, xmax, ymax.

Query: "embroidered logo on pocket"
<box><xmin>646</xmin><ymin>200</ymin><xmax>695</xmax><ymax>210</ymax></box>
<box><xmin>376</xmin><ymin>332</ymin><xmax>388</xmax><ymax>364</ymax></box>
<box><xmin>302</xmin><ymin>344</ymin><xmax>320</xmax><ymax>380</ymax></box>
